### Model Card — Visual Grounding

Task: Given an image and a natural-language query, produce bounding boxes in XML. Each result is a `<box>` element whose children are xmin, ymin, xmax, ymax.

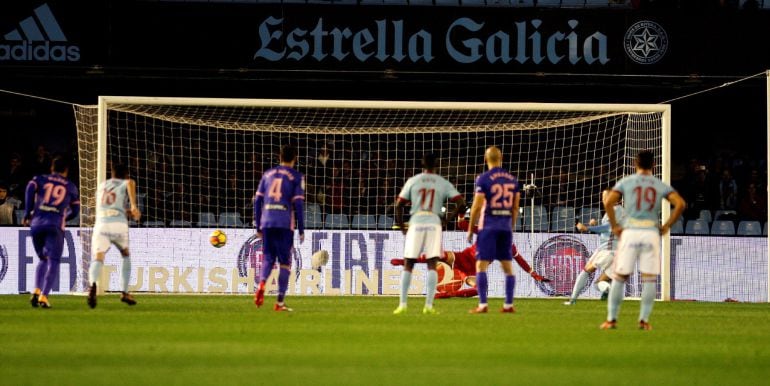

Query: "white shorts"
<box><xmin>588</xmin><ymin>249</ymin><xmax>615</xmax><ymax>271</ymax></box>
<box><xmin>613</xmin><ymin>228</ymin><xmax>660</xmax><ymax>276</ymax></box>
<box><xmin>403</xmin><ymin>223</ymin><xmax>443</xmax><ymax>259</ymax></box>
<box><xmin>92</xmin><ymin>222</ymin><xmax>130</xmax><ymax>256</ymax></box>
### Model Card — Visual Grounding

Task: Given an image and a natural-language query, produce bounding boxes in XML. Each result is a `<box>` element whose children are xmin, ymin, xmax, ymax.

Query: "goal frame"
<box><xmin>95</xmin><ymin>96</ymin><xmax>672</xmax><ymax>300</ymax></box>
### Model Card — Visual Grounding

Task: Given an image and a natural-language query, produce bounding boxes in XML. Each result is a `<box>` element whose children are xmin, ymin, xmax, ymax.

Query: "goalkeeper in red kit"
<box><xmin>390</xmin><ymin>214</ymin><xmax>549</xmax><ymax>298</ymax></box>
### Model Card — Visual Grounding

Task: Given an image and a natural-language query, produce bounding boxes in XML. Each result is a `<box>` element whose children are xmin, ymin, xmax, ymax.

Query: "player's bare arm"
<box><xmin>660</xmin><ymin>191</ymin><xmax>686</xmax><ymax>235</ymax></box>
<box><xmin>604</xmin><ymin>190</ymin><xmax>623</xmax><ymax>236</ymax></box>
<box><xmin>467</xmin><ymin>193</ymin><xmax>484</xmax><ymax>243</ymax></box>
<box><xmin>127</xmin><ymin>178</ymin><xmax>141</xmax><ymax>221</ymax></box>
<box><xmin>445</xmin><ymin>196</ymin><xmax>467</xmax><ymax>229</ymax></box>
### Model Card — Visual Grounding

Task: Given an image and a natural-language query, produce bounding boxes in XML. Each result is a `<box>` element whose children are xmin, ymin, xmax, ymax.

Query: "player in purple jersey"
<box><xmin>253</xmin><ymin>144</ymin><xmax>305</xmax><ymax>312</ymax></box>
<box><xmin>22</xmin><ymin>156</ymin><xmax>80</xmax><ymax>308</ymax></box>
<box><xmin>467</xmin><ymin>146</ymin><xmax>520</xmax><ymax>314</ymax></box>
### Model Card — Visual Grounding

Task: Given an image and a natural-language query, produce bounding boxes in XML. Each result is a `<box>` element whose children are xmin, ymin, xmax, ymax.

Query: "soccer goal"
<box><xmin>73</xmin><ymin>97</ymin><xmax>670</xmax><ymax>298</ymax></box>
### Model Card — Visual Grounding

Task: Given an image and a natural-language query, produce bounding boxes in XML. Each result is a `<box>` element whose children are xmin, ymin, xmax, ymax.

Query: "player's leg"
<box><xmin>88</xmin><ymin>225</ymin><xmax>110</xmax><ymax>308</ymax></box>
<box><xmin>30</xmin><ymin>228</ymin><xmax>48</xmax><ymax>307</ymax></box>
<box><xmin>273</xmin><ymin>228</ymin><xmax>294</xmax><ymax>311</ymax></box>
<box><xmin>255</xmin><ymin>229</ymin><xmax>276</xmax><ymax>308</ymax></box>
<box><xmin>470</xmin><ymin>230</ymin><xmax>494</xmax><ymax>313</ymax></box>
<box><xmin>512</xmin><ymin>247</ymin><xmax>549</xmax><ymax>282</ymax></box>
<box><xmin>638</xmin><ymin>231</ymin><xmax>661</xmax><ymax>330</ymax></box>
<box><xmin>39</xmin><ymin>229</ymin><xmax>65</xmax><ymax>308</ymax></box>
<box><xmin>118</xmin><ymin>248</ymin><xmax>136</xmax><ymax>306</ymax></box>
<box><xmin>421</xmin><ymin>224</ymin><xmax>442</xmax><ymax>314</ymax></box>
<box><xmin>592</xmin><ymin>251</ymin><xmax>615</xmax><ymax>300</ymax></box>
<box><xmin>499</xmin><ymin>232</ymin><xmax>515</xmax><ymax>313</ymax></box>
<box><xmin>394</xmin><ymin>226</ymin><xmax>420</xmax><ymax>314</ymax></box>
<box><xmin>565</xmin><ymin>258</ymin><xmax>598</xmax><ymax>305</ymax></box>
<box><xmin>603</xmin><ymin>232</ymin><xmax>637</xmax><ymax>328</ymax></box>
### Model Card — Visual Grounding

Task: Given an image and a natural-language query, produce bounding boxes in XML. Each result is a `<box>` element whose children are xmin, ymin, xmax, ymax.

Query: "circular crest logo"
<box><xmin>533</xmin><ymin>235</ymin><xmax>591</xmax><ymax>296</ymax></box>
<box><xmin>0</xmin><ymin>245</ymin><xmax>8</xmax><ymax>284</ymax></box>
<box><xmin>237</xmin><ymin>235</ymin><xmax>302</xmax><ymax>287</ymax></box>
<box><xmin>624</xmin><ymin>20</ymin><xmax>669</xmax><ymax>65</ymax></box>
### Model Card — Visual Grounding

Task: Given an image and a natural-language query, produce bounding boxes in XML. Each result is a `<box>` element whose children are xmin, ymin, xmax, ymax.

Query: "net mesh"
<box><xmin>72</xmin><ymin>99</ymin><xmax>666</xmax><ymax>297</ymax></box>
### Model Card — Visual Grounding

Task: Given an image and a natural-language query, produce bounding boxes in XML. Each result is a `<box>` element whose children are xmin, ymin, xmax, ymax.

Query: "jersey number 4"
<box><xmin>268</xmin><ymin>178</ymin><xmax>283</xmax><ymax>201</ymax></box>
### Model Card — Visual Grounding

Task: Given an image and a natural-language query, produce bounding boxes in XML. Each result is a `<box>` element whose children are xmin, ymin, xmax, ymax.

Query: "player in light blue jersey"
<box><xmin>87</xmin><ymin>163</ymin><xmax>141</xmax><ymax>308</ymax></box>
<box><xmin>393</xmin><ymin>153</ymin><xmax>465</xmax><ymax>315</ymax></box>
<box><xmin>601</xmin><ymin>150</ymin><xmax>685</xmax><ymax>330</ymax></box>
<box><xmin>254</xmin><ymin>144</ymin><xmax>305</xmax><ymax>312</ymax></box>
<box><xmin>565</xmin><ymin>188</ymin><xmax>624</xmax><ymax>305</ymax></box>
<box><xmin>23</xmin><ymin>156</ymin><xmax>80</xmax><ymax>308</ymax></box>
<box><xmin>467</xmin><ymin>146</ymin><xmax>520</xmax><ymax>314</ymax></box>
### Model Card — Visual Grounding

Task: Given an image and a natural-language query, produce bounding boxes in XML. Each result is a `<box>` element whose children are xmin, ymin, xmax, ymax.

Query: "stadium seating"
<box><xmin>736</xmin><ymin>221</ymin><xmax>762</xmax><ymax>236</ymax></box>
<box><xmin>510</xmin><ymin>0</ymin><xmax>535</xmax><ymax>5</ymax></box>
<box><xmin>685</xmin><ymin>219</ymin><xmax>710</xmax><ymax>235</ymax></box>
<box><xmin>578</xmin><ymin>207</ymin><xmax>601</xmax><ymax>226</ymax></box>
<box><xmin>143</xmin><ymin>220</ymin><xmax>166</xmax><ymax>227</ymax></box>
<box><xmin>325</xmin><ymin>214</ymin><xmax>349</xmax><ymax>229</ymax></box>
<box><xmin>197</xmin><ymin>212</ymin><xmax>217</xmax><ymax>227</ymax></box>
<box><xmin>521</xmin><ymin>205</ymin><xmax>549</xmax><ymax>231</ymax></box>
<box><xmin>550</xmin><ymin>206</ymin><xmax>576</xmax><ymax>232</ymax></box>
<box><xmin>136</xmin><ymin>193</ymin><xmax>146</xmax><ymax>214</ymax></box>
<box><xmin>713</xmin><ymin>210</ymin><xmax>737</xmax><ymax>221</ymax></box>
<box><xmin>15</xmin><ymin>209</ymin><xmax>25</xmax><ymax>225</ymax></box>
<box><xmin>218</xmin><ymin>212</ymin><xmax>245</xmax><ymax>227</ymax></box>
<box><xmin>169</xmin><ymin>220</ymin><xmax>192</xmax><ymax>227</ymax></box>
<box><xmin>697</xmin><ymin>209</ymin><xmax>712</xmax><ymax>223</ymax></box>
<box><xmin>710</xmin><ymin>220</ymin><xmax>735</xmax><ymax>236</ymax></box>
<box><xmin>377</xmin><ymin>215</ymin><xmax>395</xmax><ymax>230</ymax></box>
<box><xmin>66</xmin><ymin>213</ymin><xmax>80</xmax><ymax>226</ymax></box>
<box><xmin>351</xmin><ymin>214</ymin><xmax>377</xmax><ymax>229</ymax></box>
<box><xmin>306</xmin><ymin>203</ymin><xmax>321</xmax><ymax>214</ymax></box>
<box><xmin>305</xmin><ymin>211</ymin><xmax>323</xmax><ymax>229</ymax></box>
<box><xmin>670</xmin><ymin>218</ymin><xmax>684</xmax><ymax>234</ymax></box>
<box><xmin>765</xmin><ymin>222</ymin><xmax>768</xmax><ymax>236</ymax></box>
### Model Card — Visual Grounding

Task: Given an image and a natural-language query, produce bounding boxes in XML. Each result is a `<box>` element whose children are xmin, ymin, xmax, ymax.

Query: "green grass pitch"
<box><xmin>2</xmin><ymin>295</ymin><xmax>769</xmax><ymax>385</ymax></box>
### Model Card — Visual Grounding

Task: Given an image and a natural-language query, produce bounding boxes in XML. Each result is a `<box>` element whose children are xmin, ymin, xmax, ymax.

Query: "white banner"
<box><xmin>0</xmin><ymin>228</ymin><xmax>766</xmax><ymax>301</ymax></box>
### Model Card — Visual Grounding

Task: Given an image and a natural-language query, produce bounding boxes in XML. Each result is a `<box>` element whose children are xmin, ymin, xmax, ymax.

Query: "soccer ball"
<box><xmin>210</xmin><ymin>229</ymin><xmax>227</xmax><ymax>248</ymax></box>
<box><xmin>311</xmin><ymin>249</ymin><xmax>329</xmax><ymax>270</ymax></box>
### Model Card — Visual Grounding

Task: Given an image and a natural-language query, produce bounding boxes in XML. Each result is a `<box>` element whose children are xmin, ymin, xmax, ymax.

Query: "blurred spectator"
<box><xmin>683</xmin><ymin>163</ymin><xmax>718</xmax><ymax>219</ymax></box>
<box><xmin>307</xmin><ymin>145</ymin><xmax>333</xmax><ymax>207</ymax></box>
<box><xmin>31</xmin><ymin>145</ymin><xmax>51</xmax><ymax>176</ymax></box>
<box><xmin>328</xmin><ymin>165</ymin><xmax>346</xmax><ymax>214</ymax></box>
<box><xmin>718</xmin><ymin>169</ymin><xmax>738</xmax><ymax>210</ymax></box>
<box><xmin>0</xmin><ymin>153</ymin><xmax>28</xmax><ymax>203</ymax></box>
<box><xmin>738</xmin><ymin>183</ymin><xmax>767</xmax><ymax>222</ymax></box>
<box><xmin>0</xmin><ymin>183</ymin><xmax>20</xmax><ymax>225</ymax></box>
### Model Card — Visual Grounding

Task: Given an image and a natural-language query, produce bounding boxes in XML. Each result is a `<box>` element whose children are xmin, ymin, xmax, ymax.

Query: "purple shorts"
<box><xmin>31</xmin><ymin>226</ymin><xmax>65</xmax><ymax>261</ymax></box>
<box><xmin>476</xmin><ymin>229</ymin><xmax>512</xmax><ymax>262</ymax></box>
<box><xmin>262</xmin><ymin>228</ymin><xmax>294</xmax><ymax>266</ymax></box>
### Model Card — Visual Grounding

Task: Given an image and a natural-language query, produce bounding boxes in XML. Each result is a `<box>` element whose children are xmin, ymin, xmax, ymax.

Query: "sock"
<box><xmin>596</xmin><ymin>280</ymin><xmax>611</xmax><ymax>294</ymax></box>
<box><xmin>425</xmin><ymin>270</ymin><xmax>437</xmax><ymax>308</ymax></box>
<box><xmin>477</xmin><ymin>271</ymin><xmax>488</xmax><ymax>306</ymax></box>
<box><xmin>34</xmin><ymin>259</ymin><xmax>48</xmax><ymax>291</ymax></box>
<box><xmin>399</xmin><ymin>270</ymin><xmax>412</xmax><ymax>306</ymax></box>
<box><xmin>42</xmin><ymin>258</ymin><xmax>61</xmax><ymax>296</ymax></box>
<box><xmin>260</xmin><ymin>255</ymin><xmax>275</xmax><ymax>283</ymax></box>
<box><xmin>570</xmin><ymin>270</ymin><xmax>590</xmax><ymax>301</ymax></box>
<box><xmin>607</xmin><ymin>279</ymin><xmax>625</xmax><ymax>321</ymax></box>
<box><xmin>121</xmin><ymin>257</ymin><xmax>132</xmax><ymax>293</ymax></box>
<box><xmin>89</xmin><ymin>260</ymin><xmax>104</xmax><ymax>286</ymax></box>
<box><xmin>504</xmin><ymin>275</ymin><xmax>516</xmax><ymax>307</ymax></box>
<box><xmin>639</xmin><ymin>281</ymin><xmax>656</xmax><ymax>322</ymax></box>
<box><xmin>277</xmin><ymin>267</ymin><xmax>290</xmax><ymax>303</ymax></box>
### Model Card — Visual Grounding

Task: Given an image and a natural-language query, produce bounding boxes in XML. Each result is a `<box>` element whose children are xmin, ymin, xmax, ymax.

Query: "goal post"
<box><xmin>74</xmin><ymin>97</ymin><xmax>671</xmax><ymax>298</ymax></box>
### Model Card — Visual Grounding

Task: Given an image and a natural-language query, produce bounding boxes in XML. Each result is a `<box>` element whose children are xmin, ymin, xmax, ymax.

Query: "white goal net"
<box><xmin>73</xmin><ymin>98</ymin><xmax>669</xmax><ymax>298</ymax></box>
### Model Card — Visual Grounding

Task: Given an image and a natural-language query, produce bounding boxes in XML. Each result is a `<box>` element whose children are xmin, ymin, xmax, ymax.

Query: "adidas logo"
<box><xmin>0</xmin><ymin>3</ymin><xmax>80</xmax><ymax>62</ymax></box>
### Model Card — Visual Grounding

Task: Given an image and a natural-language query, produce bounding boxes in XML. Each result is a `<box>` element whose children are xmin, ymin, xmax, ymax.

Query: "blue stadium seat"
<box><xmin>218</xmin><ymin>212</ymin><xmax>245</xmax><ymax>228</ymax></box>
<box><xmin>713</xmin><ymin>210</ymin><xmax>737</xmax><ymax>221</ymax></box>
<box><xmin>305</xmin><ymin>211</ymin><xmax>323</xmax><ymax>229</ymax></box>
<box><xmin>169</xmin><ymin>220</ymin><xmax>192</xmax><ymax>227</ymax></box>
<box><xmin>136</xmin><ymin>193</ymin><xmax>146</xmax><ymax>214</ymax></box>
<box><xmin>351</xmin><ymin>214</ymin><xmax>377</xmax><ymax>229</ymax></box>
<box><xmin>143</xmin><ymin>220</ymin><xmax>165</xmax><ymax>228</ymax></box>
<box><xmin>670</xmin><ymin>218</ymin><xmax>684</xmax><ymax>235</ymax></box>
<box><xmin>66</xmin><ymin>213</ymin><xmax>80</xmax><ymax>226</ymax></box>
<box><xmin>197</xmin><ymin>212</ymin><xmax>217</xmax><ymax>227</ymax></box>
<box><xmin>765</xmin><ymin>222</ymin><xmax>769</xmax><ymax>236</ymax></box>
<box><xmin>377</xmin><ymin>215</ymin><xmax>395</xmax><ymax>230</ymax></box>
<box><xmin>685</xmin><ymin>220</ymin><xmax>709</xmax><ymax>235</ymax></box>
<box><xmin>737</xmin><ymin>221</ymin><xmax>762</xmax><ymax>236</ymax></box>
<box><xmin>710</xmin><ymin>220</ymin><xmax>735</xmax><ymax>236</ymax></box>
<box><xmin>521</xmin><ymin>205</ymin><xmax>549</xmax><ymax>231</ymax></box>
<box><xmin>325</xmin><ymin>214</ymin><xmax>349</xmax><ymax>229</ymax></box>
<box><xmin>697</xmin><ymin>209</ymin><xmax>712</xmax><ymax>223</ymax></box>
<box><xmin>550</xmin><ymin>206</ymin><xmax>576</xmax><ymax>232</ymax></box>
<box><xmin>578</xmin><ymin>207</ymin><xmax>601</xmax><ymax>226</ymax></box>
<box><xmin>306</xmin><ymin>202</ymin><xmax>321</xmax><ymax>214</ymax></box>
